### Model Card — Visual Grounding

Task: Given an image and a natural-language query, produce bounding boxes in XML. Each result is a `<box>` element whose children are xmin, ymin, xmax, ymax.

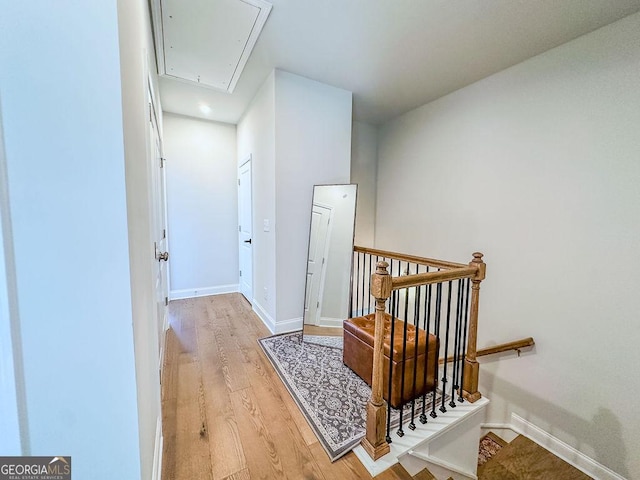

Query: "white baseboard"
<box><xmin>169</xmin><ymin>284</ymin><xmax>238</xmax><ymax>300</ymax></box>
<box><xmin>482</xmin><ymin>415</ymin><xmax>626</xmax><ymax>480</ymax></box>
<box><xmin>275</xmin><ymin>317</ymin><xmax>303</xmax><ymax>334</ymax></box>
<box><xmin>253</xmin><ymin>301</ymin><xmax>276</xmax><ymax>333</ymax></box>
<box><xmin>152</xmin><ymin>416</ymin><xmax>163</xmax><ymax>480</ymax></box>
<box><xmin>252</xmin><ymin>302</ymin><xmax>302</xmax><ymax>334</ymax></box>
<box><xmin>319</xmin><ymin>317</ymin><xmax>344</xmax><ymax>328</ymax></box>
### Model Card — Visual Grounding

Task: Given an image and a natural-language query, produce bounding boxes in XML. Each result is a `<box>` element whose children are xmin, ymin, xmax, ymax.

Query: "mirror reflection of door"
<box><xmin>302</xmin><ymin>184</ymin><xmax>357</xmax><ymax>344</ymax></box>
<box><xmin>305</xmin><ymin>203</ymin><xmax>332</xmax><ymax>325</ymax></box>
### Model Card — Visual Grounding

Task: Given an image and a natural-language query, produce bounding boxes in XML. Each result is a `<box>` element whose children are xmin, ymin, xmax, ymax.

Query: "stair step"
<box><xmin>478</xmin><ymin>435</ymin><xmax>592</xmax><ymax>480</ymax></box>
<box><xmin>478</xmin><ymin>431</ymin><xmax>508</xmax><ymax>468</ymax></box>
<box><xmin>373</xmin><ymin>463</ymin><xmax>448</xmax><ymax>480</ymax></box>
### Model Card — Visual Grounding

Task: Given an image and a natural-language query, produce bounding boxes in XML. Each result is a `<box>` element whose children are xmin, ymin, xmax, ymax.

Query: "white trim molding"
<box><xmin>318</xmin><ymin>317</ymin><xmax>344</xmax><ymax>328</ymax></box>
<box><xmin>252</xmin><ymin>301</ymin><xmax>276</xmax><ymax>333</ymax></box>
<box><xmin>251</xmin><ymin>303</ymin><xmax>303</xmax><ymax>335</ymax></box>
<box><xmin>170</xmin><ymin>284</ymin><xmax>239</xmax><ymax>300</ymax></box>
<box><xmin>481</xmin><ymin>414</ymin><xmax>627</xmax><ymax>480</ymax></box>
<box><xmin>151</xmin><ymin>416</ymin><xmax>163</xmax><ymax>480</ymax></box>
<box><xmin>275</xmin><ymin>317</ymin><xmax>303</xmax><ymax>334</ymax></box>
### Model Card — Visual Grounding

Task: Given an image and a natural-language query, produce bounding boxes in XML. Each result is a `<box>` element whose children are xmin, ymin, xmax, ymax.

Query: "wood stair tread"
<box><xmin>479</xmin><ymin>435</ymin><xmax>593</xmax><ymax>480</ymax></box>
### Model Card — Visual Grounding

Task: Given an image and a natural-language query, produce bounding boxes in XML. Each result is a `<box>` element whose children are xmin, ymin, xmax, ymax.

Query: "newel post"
<box><xmin>361</xmin><ymin>261</ymin><xmax>392</xmax><ymax>460</ymax></box>
<box><xmin>463</xmin><ymin>252</ymin><xmax>486</xmax><ymax>402</ymax></box>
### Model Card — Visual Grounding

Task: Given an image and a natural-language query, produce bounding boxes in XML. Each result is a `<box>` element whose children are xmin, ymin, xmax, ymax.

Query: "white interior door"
<box><xmin>304</xmin><ymin>203</ymin><xmax>331</xmax><ymax>325</ymax></box>
<box><xmin>149</xmin><ymin>93</ymin><xmax>169</xmax><ymax>359</ymax></box>
<box><xmin>238</xmin><ymin>158</ymin><xmax>253</xmax><ymax>302</ymax></box>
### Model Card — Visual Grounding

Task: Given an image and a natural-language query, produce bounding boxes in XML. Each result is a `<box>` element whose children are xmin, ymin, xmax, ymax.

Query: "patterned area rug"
<box><xmin>259</xmin><ymin>331</ymin><xmax>444</xmax><ymax>461</ymax></box>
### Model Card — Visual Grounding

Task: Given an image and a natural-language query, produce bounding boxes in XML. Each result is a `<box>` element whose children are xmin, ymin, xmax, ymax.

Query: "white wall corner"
<box><xmin>506</xmin><ymin>414</ymin><xmax>627</xmax><ymax>480</ymax></box>
<box><xmin>169</xmin><ymin>284</ymin><xmax>239</xmax><ymax>301</ymax></box>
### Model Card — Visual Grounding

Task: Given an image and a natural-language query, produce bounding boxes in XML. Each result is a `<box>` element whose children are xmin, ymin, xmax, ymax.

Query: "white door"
<box><xmin>304</xmin><ymin>203</ymin><xmax>331</xmax><ymax>325</ymax></box>
<box><xmin>149</xmin><ymin>94</ymin><xmax>169</xmax><ymax>358</ymax></box>
<box><xmin>238</xmin><ymin>158</ymin><xmax>253</xmax><ymax>302</ymax></box>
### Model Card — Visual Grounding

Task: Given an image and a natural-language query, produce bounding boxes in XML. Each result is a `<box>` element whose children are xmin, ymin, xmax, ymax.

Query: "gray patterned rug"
<box><xmin>259</xmin><ymin>331</ymin><xmax>444</xmax><ymax>461</ymax></box>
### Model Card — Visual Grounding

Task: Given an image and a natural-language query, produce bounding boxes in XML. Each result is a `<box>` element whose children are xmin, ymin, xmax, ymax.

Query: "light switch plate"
<box><xmin>263</xmin><ymin>219</ymin><xmax>270</xmax><ymax>232</ymax></box>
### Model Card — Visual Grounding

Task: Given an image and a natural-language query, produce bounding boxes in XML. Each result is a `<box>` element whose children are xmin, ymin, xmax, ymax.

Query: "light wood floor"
<box><xmin>161</xmin><ymin>293</ymin><xmax>425</xmax><ymax>480</ymax></box>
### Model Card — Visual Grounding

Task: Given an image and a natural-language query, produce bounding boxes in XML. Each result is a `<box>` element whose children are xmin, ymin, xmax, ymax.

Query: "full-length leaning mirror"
<box><xmin>302</xmin><ymin>184</ymin><xmax>357</xmax><ymax>344</ymax></box>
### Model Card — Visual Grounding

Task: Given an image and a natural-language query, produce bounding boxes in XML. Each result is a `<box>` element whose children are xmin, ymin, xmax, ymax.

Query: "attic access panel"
<box><xmin>153</xmin><ymin>0</ymin><xmax>272</xmax><ymax>93</ymax></box>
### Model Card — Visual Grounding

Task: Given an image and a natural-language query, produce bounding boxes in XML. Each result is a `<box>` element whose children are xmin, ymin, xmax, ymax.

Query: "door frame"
<box><xmin>238</xmin><ymin>155</ymin><xmax>253</xmax><ymax>303</ymax></box>
<box><xmin>147</xmin><ymin>77</ymin><xmax>169</xmax><ymax>365</ymax></box>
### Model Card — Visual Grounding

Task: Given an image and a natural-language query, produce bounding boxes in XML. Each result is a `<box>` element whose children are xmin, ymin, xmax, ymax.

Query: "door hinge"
<box><xmin>163</xmin><ymin>229</ymin><xmax>166</xmax><ymax>239</ymax></box>
<box><xmin>149</xmin><ymin>102</ymin><xmax>152</xmax><ymax>122</ymax></box>
<box><xmin>160</xmin><ymin>157</ymin><xmax>166</xmax><ymax>168</ymax></box>
<box><xmin>238</xmin><ymin>225</ymin><xmax>241</xmax><ymax>232</ymax></box>
<box><xmin>164</xmin><ymin>296</ymin><xmax>169</xmax><ymax>306</ymax></box>
<box><xmin>322</xmin><ymin>258</ymin><xmax>325</xmax><ymax>265</ymax></box>
<box><xmin>317</xmin><ymin>301</ymin><xmax>320</xmax><ymax>308</ymax></box>
<box><xmin>238</xmin><ymin>178</ymin><xmax>240</xmax><ymax>186</ymax></box>
<box><xmin>239</xmin><ymin>270</ymin><xmax>242</xmax><ymax>277</ymax></box>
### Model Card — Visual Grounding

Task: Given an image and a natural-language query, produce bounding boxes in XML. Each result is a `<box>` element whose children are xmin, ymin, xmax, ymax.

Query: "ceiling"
<box><xmin>157</xmin><ymin>0</ymin><xmax>640</xmax><ymax>126</ymax></box>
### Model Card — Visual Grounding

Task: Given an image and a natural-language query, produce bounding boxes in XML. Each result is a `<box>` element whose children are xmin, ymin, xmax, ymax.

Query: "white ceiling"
<box><xmin>157</xmin><ymin>0</ymin><xmax>640</xmax><ymax>126</ymax></box>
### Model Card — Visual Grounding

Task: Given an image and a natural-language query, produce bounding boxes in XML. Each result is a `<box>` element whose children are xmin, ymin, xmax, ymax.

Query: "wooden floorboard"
<box><xmin>479</xmin><ymin>435</ymin><xmax>593</xmax><ymax>480</ymax></box>
<box><xmin>162</xmin><ymin>293</ymin><xmax>385</xmax><ymax>480</ymax></box>
<box><xmin>161</xmin><ymin>293</ymin><xmax>578</xmax><ymax>480</ymax></box>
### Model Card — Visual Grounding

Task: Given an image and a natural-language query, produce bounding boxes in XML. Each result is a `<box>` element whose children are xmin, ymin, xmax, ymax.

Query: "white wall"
<box><xmin>274</xmin><ymin>70</ymin><xmax>352</xmax><ymax>325</ymax></box>
<box><xmin>351</xmin><ymin>121</ymin><xmax>378</xmax><ymax>247</ymax></box>
<box><xmin>164</xmin><ymin>114</ymin><xmax>238</xmax><ymax>298</ymax></box>
<box><xmin>0</xmin><ymin>2</ymin><xmax>141</xmax><ymax>478</ymax></box>
<box><xmin>0</xmin><ymin>99</ymin><xmax>21</xmax><ymax>455</ymax></box>
<box><xmin>375</xmin><ymin>13</ymin><xmax>640</xmax><ymax>479</ymax></box>
<box><xmin>237</xmin><ymin>72</ymin><xmax>277</xmax><ymax>323</ymax></box>
<box><xmin>238</xmin><ymin>70</ymin><xmax>352</xmax><ymax>332</ymax></box>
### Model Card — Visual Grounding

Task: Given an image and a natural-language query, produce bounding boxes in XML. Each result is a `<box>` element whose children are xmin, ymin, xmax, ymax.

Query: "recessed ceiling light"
<box><xmin>199</xmin><ymin>104</ymin><xmax>212</xmax><ymax>115</ymax></box>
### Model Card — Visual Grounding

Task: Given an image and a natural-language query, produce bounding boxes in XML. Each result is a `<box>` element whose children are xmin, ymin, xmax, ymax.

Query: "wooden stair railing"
<box><xmin>360</xmin><ymin>251</ymin><xmax>486</xmax><ymax>461</ymax></box>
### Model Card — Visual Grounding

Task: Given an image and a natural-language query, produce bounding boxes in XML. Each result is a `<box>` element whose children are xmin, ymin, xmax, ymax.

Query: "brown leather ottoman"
<box><xmin>343</xmin><ymin>313</ymin><xmax>438</xmax><ymax>408</ymax></box>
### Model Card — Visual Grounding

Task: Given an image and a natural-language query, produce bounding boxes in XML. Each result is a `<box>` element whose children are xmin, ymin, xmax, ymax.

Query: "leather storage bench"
<box><xmin>343</xmin><ymin>313</ymin><xmax>438</xmax><ymax>408</ymax></box>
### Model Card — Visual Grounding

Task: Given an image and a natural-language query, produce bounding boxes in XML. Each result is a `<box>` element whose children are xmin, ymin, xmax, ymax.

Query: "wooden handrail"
<box><xmin>354</xmin><ymin>245</ymin><xmax>467</xmax><ymax>270</ymax></box>
<box><xmin>439</xmin><ymin>337</ymin><xmax>535</xmax><ymax>364</ymax></box>
<box><xmin>391</xmin><ymin>266</ymin><xmax>477</xmax><ymax>289</ymax></box>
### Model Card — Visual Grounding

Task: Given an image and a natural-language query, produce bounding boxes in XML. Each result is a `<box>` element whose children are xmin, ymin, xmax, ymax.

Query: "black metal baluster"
<box><xmin>439</xmin><ymin>281</ymin><xmax>453</xmax><ymax>413</ymax></box>
<box><xmin>430</xmin><ymin>281</ymin><xmax>442</xmax><ymax>419</ymax></box>
<box><xmin>349</xmin><ymin>251</ymin><xmax>354</xmax><ymax>316</ymax></box>
<box><xmin>396</xmin><ymin>276</ymin><xmax>410</xmax><ymax>437</ymax></box>
<box><xmin>360</xmin><ymin>253</ymin><xmax>366</xmax><ymax>316</ymax></box>
<box><xmin>420</xmin><ymin>267</ymin><xmax>431</xmax><ymax>424</ymax></box>
<box><xmin>355</xmin><ymin>252</ymin><xmax>361</xmax><ymax>317</ymax></box>
<box><xmin>367</xmin><ymin>255</ymin><xmax>372</xmax><ymax>314</ymax></box>
<box><xmin>409</xmin><ymin>265</ymin><xmax>421</xmax><ymax>430</ymax></box>
<box><xmin>458</xmin><ymin>279</ymin><xmax>471</xmax><ymax>403</ymax></box>
<box><xmin>385</xmin><ymin>290</ymin><xmax>398</xmax><ymax>443</ymax></box>
<box><xmin>449</xmin><ymin>279</ymin><xmax>464</xmax><ymax>408</ymax></box>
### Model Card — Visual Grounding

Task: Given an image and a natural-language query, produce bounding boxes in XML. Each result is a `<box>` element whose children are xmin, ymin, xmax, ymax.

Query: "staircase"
<box><xmin>372</xmin><ymin>432</ymin><xmax>593</xmax><ymax>479</ymax></box>
<box><xmin>373</xmin><ymin>463</ymin><xmax>446</xmax><ymax>480</ymax></box>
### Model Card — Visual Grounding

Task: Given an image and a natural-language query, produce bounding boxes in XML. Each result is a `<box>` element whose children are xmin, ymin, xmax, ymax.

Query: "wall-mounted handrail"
<box><xmin>439</xmin><ymin>337</ymin><xmax>535</xmax><ymax>364</ymax></box>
